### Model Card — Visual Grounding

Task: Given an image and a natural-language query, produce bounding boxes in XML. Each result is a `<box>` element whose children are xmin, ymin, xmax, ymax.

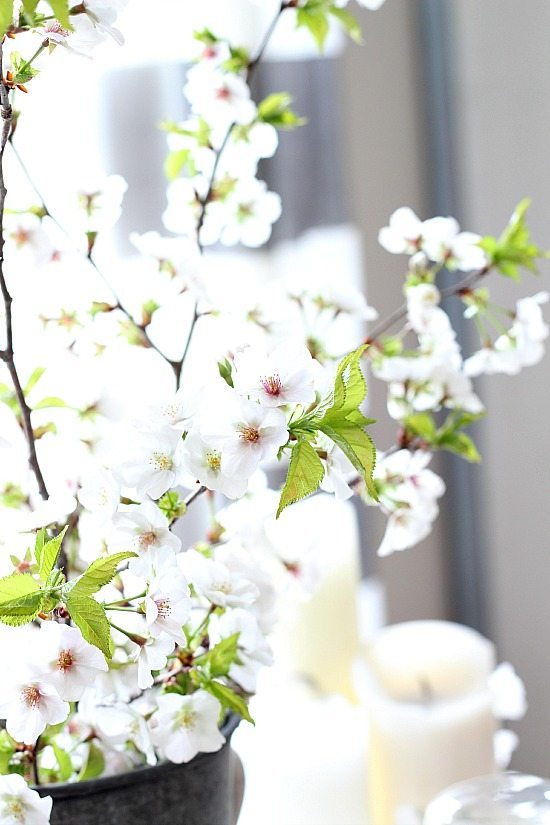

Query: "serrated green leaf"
<box><xmin>64</xmin><ymin>593</ymin><xmax>113</xmax><ymax>659</ymax></box>
<box><xmin>203</xmin><ymin>680</ymin><xmax>254</xmax><ymax>725</ymax></box>
<box><xmin>69</xmin><ymin>552</ymin><xmax>137</xmax><ymax>598</ymax></box>
<box><xmin>208</xmin><ymin>634</ymin><xmax>240</xmax><ymax>678</ymax></box>
<box><xmin>323</xmin><ymin>345</ymin><xmax>368</xmax><ymax>422</ymax></box>
<box><xmin>320</xmin><ymin>420</ymin><xmax>377</xmax><ymax>499</ymax></box>
<box><xmin>438</xmin><ymin>431</ymin><xmax>481</xmax><ymax>463</ymax></box>
<box><xmin>0</xmin><ymin>572</ymin><xmax>43</xmax><ymax>626</ymax></box>
<box><xmin>479</xmin><ymin>197</ymin><xmax>548</xmax><ymax>280</ymax></box>
<box><xmin>78</xmin><ymin>741</ymin><xmax>105</xmax><ymax>782</ymax></box>
<box><xmin>277</xmin><ymin>439</ymin><xmax>325</xmax><ymax>518</ymax></box>
<box><xmin>328</xmin><ymin>5</ymin><xmax>362</xmax><ymax>43</ymax></box>
<box><xmin>36</xmin><ymin>526</ymin><xmax>68</xmax><ymax>582</ymax></box>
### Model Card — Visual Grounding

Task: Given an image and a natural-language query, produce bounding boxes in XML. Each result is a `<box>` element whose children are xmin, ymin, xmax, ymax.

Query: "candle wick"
<box><xmin>419</xmin><ymin>676</ymin><xmax>434</xmax><ymax>704</ymax></box>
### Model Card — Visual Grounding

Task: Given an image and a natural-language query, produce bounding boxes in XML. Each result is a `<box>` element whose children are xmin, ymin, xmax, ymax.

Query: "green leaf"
<box><xmin>0</xmin><ymin>573</ymin><xmax>44</xmax><ymax>626</ymax></box>
<box><xmin>217</xmin><ymin>358</ymin><xmax>234</xmax><ymax>388</ymax></box>
<box><xmin>323</xmin><ymin>345</ymin><xmax>368</xmax><ymax>422</ymax></box>
<box><xmin>0</xmin><ymin>0</ymin><xmax>14</xmax><ymax>37</ymax></box>
<box><xmin>438</xmin><ymin>431</ymin><xmax>481</xmax><ymax>463</ymax></box>
<box><xmin>78</xmin><ymin>741</ymin><xmax>105</xmax><ymax>782</ymax></box>
<box><xmin>22</xmin><ymin>0</ymin><xmax>40</xmax><ymax>12</ymax></box>
<box><xmin>328</xmin><ymin>5</ymin><xmax>362</xmax><ymax>43</ymax></box>
<box><xmin>222</xmin><ymin>46</ymin><xmax>250</xmax><ymax>74</ymax></box>
<box><xmin>320</xmin><ymin>420</ymin><xmax>377</xmax><ymax>499</ymax></box>
<box><xmin>277</xmin><ymin>439</ymin><xmax>325</xmax><ymax>518</ymax></box>
<box><xmin>479</xmin><ymin>198</ymin><xmax>548</xmax><ymax>280</ymax></box>
<box><xmin>164</xmin><ymin>148</ymin><xmax>193</xmax><ymax>181</ymax></box>
<box><xmin>33</xmin><ymin>396</ymin><xmax>68</xmax><ymax>410</ymax></box>
<box><xmin>296</xmin><ymin>1</ymin><xmax>330</xmax><ymax>50</ymax></box>
<box><xmin>64</xmin><ymin>593</ymin><xmax>113</xmax><ymax>659</ymax></box>
<box><xmin>158</xmin><ymin>490</ymin><xmax>187</xmax><ymax>521</ymax></box>
<box><xmin>203</xmin><ymin>681</ymin><xmax>254</xmax><ymax>725</ymax></box>
<box><xmin>404</xmin><ymin>412</ymin><xmax>437</xmax><ymax>442</ymax></box>
<box><xmin>257</xmin><ymin>92</ymin><xmax>306</xmax><ymax>130</ymax></box>
<box><xmin>36</xmin><ymin>526</ymin><xmax>68</xmax><ymax>582</ymax></box>
<box><xmin>48</xmin><ymin>0</ymin><xmax>71</xmax><ymax>28</ymax></box>
<box><xmin>24</xmin><ymin>367</ymin><xmax>46</xmax><ymax>394</ymax></box>
<box><xmin>208</xmin><ymin>634</ymin><xmax>240</xmax><ymax>678</ymax></box>
<box><xmin>69</xmin><ymin>552</ymin><xmax>137</xmax><ymax>598</ymax></box>
<box><xmin>53</xmin><ymin>744</ymin><xmax>73</xmax><ymax>782</ymax></box>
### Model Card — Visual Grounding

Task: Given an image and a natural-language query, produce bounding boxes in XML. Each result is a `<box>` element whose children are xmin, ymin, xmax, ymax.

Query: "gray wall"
<box><xmin>342</xmin><ymin>0</ymin><xmax>550</xmax><ymax>773</ymax></box>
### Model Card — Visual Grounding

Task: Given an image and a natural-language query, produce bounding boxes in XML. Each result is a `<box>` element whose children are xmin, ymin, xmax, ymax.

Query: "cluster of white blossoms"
<box><xmin>0</xmin><ymin>1</ymin><xmax>547</xmax><ymax>820</ymax></box>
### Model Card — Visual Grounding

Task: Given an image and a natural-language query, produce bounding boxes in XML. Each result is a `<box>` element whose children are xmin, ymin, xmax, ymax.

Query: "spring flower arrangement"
<box><xmin>0</xmin><ymin>0</ymin><xmax>547</xmax><ymax>821</ymax></box>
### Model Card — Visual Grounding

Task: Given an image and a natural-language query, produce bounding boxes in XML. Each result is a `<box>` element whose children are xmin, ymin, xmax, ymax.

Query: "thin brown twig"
<box><xmin>0</xmin><ymin>46</ymin><xmax>49</xmax><ymax>500</ymax></box>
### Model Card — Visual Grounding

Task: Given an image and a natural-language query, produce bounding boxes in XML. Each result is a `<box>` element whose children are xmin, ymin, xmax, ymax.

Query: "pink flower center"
<box><xmin>57</xmin><ymin>650</ymin><xmax>74</xmax><ymax>672</ymax></box>
<box><xmin>261</xmin><ymin>374</ymin><xmax>283</xmax><ymax>397</ymax></box>
<box><xmin>238</xmin><ymin>425</ymin><xmax>261</xmax><ymax>444</ymax></box>
<box><xmin>155</xmin><ymin>598</ymin><xmax>172</xmax><ymax>619</ymax></box>
<box><xmin>21</xmin><ymin>685</ymin><xmax>42</xmax><ymax>709</ymax></box>
<box><xmin>216</xmin><ymin>86</ymin><xmax>231</xmax><ymax>101</ymax></box>
<box><xmin>139</xmin><ymin>531</ymin><xmax>157</xmax><ymax>549</ymax></box>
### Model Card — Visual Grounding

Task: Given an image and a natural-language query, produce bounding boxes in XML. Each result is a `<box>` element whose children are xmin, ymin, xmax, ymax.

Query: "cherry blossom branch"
<box><xmin>0</xmin><ymin>46</ymin><xmax>49</xmax><ymax>501</ymax></box>
<box><xmin>8</xmin><ymin>140</ymin><xmax>182</xmax><ymax>379</ymax></box>
<box><xmin>365</xmin><ymin>264</ymin><xmax>491</xmax><ymax>344</ymax></box>
<box><xmin>173</xmin><ymin>2</ymin><xmax>291</xmax><ymax>389</ymax></box>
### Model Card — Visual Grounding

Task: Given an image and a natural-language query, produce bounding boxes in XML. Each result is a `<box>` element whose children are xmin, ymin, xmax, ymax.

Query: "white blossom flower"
<box><xmin>68</xmin><ymin>0</ymin><xmax>128</xmax><ymax>53</ymax></box>
<box><xmin>37</xmin><ymin>622</ymin><xmax>108</xmax><ymax>702</ymax></box>
<box><xmin>319</xmin><ymin>446</ymin><xmax>356</xmax><ymax>500</ymax></box>
<box><xmin>184</xmin><ymin>68</ymin><xmax>256</xmax><ymax>129</ymax></box>
<box><xmin>181</xmin><ymin>551</ymin><xmax>259</xmax><ymax>609</ymax></box>
<box><xmin>181</xmin><ymin>432</ymin><xmax>248</xmax><ymax>499</ymax></box>
<box><xmin>233</xmin><ymin>340</ymin><xmax>316</xmax><ymax>408</ymax></box>
<box><xmin>93</xmin><ymin>702</ymin><xmax>157</xmax><ymax>766</ymax></box>
<box><xmin>378</xmin><ymin>207</ymin><xmax>423</xmax><ymax>255</ymax></box>
<box><xmin>0</xmin><ymin>774</ymin><xmax>52</xmax><ymax>825</ymax></box>
<box><xmin>377</xmin><ymin>506</ymin><xmax>435</xmax><ymax>558</ymax></box>
<box><xmin>209</xmin><ymin>177</ymin><xmax>282</xmax><ymax>248</ymax></box>
<box><xmin>109</xmin><ymin>500</ymin><xmax>181</xmax><ymax>575</ymax></box>
<box><xmin>0</xmin><ymin>672</ymin><xmax>69</xmax><ymax>745</ymax></box>
<box><xmin>116</xmin><ymin>427</ymin><xmax>186</xmax><ymax>500</ymax></box>
<box><xmin>145</xmin><ymin>569</ymin><xmax>192</xmax><ymax>644</ymax></box>
<box><xmin>489</xmin><ymin>662</ymin><xmax>527</xmax><ymax>721</ymax></box>
<box><xmin>5</xmin><ymin>213</ymin><xmax>55</xmax><ymax>266</ymax></box>
<box><xmin>162</xmin><ymin>177</ymin><xmax>205</xmax><ymax>238</ymax></box>
<box><xmin>202</xmin><ymin>398</ymin><xmax>288</xmax><ymax>480</ymax></box>
<box><xmin>78</xmin><ymin>466</ymin><xmax>120</xmax><ymax>524</ymax></box>
<box><xmin>209</xmin><ymin>608</ymin><xmax>273</xmax><ymax>693</ymax></box>
<box><xmin>150</xmin><ymin>691</ymin><xmax>225</xmax><ymax>764</ymax></box>
<box><xmin>421</xmin><ymin>217</ymin><xmax>486</xmax><ymax>270</ymax></box>
<box><xmin>134</xmin><ymin>635</ymin><xmax>175</xmax><ymax>691</ymax></box>
<box><xmin>73</xmin><ymin>174</ymin><xmax>128</xmax><ymax>233</ymax></box>
<box><xmin>129</xmin><ymin>231</ymin><xmax>202</xmax><ymax>297</ymax></box>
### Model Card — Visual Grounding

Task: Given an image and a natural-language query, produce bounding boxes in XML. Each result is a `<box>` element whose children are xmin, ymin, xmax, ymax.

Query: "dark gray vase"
<box><xmin>35</xmin><ymin>715</ymin><xmax>243</xmax><ymax>825</ymax></box>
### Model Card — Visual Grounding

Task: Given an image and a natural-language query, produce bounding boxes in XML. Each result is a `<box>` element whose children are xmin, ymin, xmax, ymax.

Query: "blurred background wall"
<box><xmin>341</xmin><ymin>0</ymin><xmax>550</xmax><ymax>775</ymax></box>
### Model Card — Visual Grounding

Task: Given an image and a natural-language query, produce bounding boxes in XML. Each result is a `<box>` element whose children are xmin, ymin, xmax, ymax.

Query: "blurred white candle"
<box><xmin>359</xmin><ymin>621</ymin><xmax>497</xmax><ymax>824</ymax></box>
<box><xmin>272</xmin><ymin>495</ymin><xmax>362</xmax><ymax>701</ymax></box>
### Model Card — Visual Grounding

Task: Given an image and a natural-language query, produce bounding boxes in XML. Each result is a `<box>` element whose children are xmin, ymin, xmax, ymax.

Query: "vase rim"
<box><xmin>33</xmin><ymin>712</ymin><xmax>241</xmax><ymax>800</ymax></box>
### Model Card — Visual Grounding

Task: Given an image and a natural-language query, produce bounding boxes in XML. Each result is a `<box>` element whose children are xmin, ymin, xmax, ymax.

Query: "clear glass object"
<box><xmin>423</xmin><ymin>772</ymin><xmax>550</xmax><ymax>824</ymax></box>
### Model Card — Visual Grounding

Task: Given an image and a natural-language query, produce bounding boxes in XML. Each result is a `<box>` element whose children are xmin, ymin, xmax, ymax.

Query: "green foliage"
<box><xmin>222</xmin><ymin>46</ymin><xmax>250</xmax><ymax>74</ymax></box>
<box><xmin>277</xmin><ymin>439</ymin><xmax>325</xmax><ymax>518</ymax></box>
<box><xmin>10</xmin><ymin>52</ymin><xmax>39</xmax><ymax>86</ymax></box>
<box><xmin>296</xmin><ymin>1</ymin><xmax>330</xmax><ymax>50</ymax></box>
<box><xmin>164</xmin><ymin>148</ymin><xmax>194</xmax><ymax>182</ymax></box>
<box><xmin>317</xmin><ymin>345</ymin><xmax>378</xmax><ymax>498</ymax></box>
<box><xmin>218</xmin><ymin>358</ymin><xmax>234</xmax><ymax>388</ymax></box>
<box><xmin>68</xmin><ymin>551</ymin><xmax>136</xmax><ymax>598</ymax></box>
<box><xmin>33</xmin><ymin>396</ymin><xmax>68</xmax><ymax>410</ymax></box>
<box><xmin>0</xmin><ymin>0</ymin><xmax>14</xmax><ymax>37</ymax></box>
<box><xmin>328</xmin><ymin>6</ymin><xmax>362</xmax><ymax>43</ymax></box>
<box><xmin>404</xmin><ymin>410</ymin><xmax>484</xmax><ymax>463</ymax></box>
<box><xmin>479</xmin><ymin>198</ymin><xmax>548</xmax><ymax>280</ymax></box>
<box><xmin>0</xmin><ymin>731</ymin><xmax>15</xmax><ymax>775</ymax></box>
<box><xmin>193</xmin><ymin>27</ymin><xmax>219</xmax><ymax>46</ymax></box>
<box><xmin>202</xmin><ymin>680</ymin><xmax>254</xmax><ymax>725</ymax></box>
<box><xmin>35</xmin><ymin>526</ymin><xmax>68</xmax><ymax>581</ymax></box>
<box><xmin>64</xmin><ymin>593</ymin><xmax>113</xmax><ymax>659</ymax></box>
<box><xmin>0</xmin><ymin>483</ymin><xmax>27</xmax><ymax>509</ymax></box>
<box><xmin>158</xmin><ymin>490</ymin><xmax>187</xmax><ymax>521</ymax></box>
<box><xmin>206</xmin><ymin>634</ymin><xmax>240</xmax><ymax>679</ymax></box>
<box><xmin>0</xmin><ymin>572</ymin><xmax>43</xmax><ymax>626</ymax></box>
<box><xmin>78</xmin><ymin>741</ymin><xmax>105</xmax><ymax>782</ymax></box>
<box><xmin>257</xmin><ymin>93</ymin><xmax>306</xmax><ymax>130</ymax></box>
<box><xmin>52</xmin><ymin>744</ymin><xmax>73</xmax><ymax>782</ymax></box>
<box><xmin>47</xmin><ymin>0</ymin><xmax>71</xmax><ymax>29</ymax></box>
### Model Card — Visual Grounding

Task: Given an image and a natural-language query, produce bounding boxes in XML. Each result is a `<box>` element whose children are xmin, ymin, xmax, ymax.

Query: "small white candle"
<box><xmin>273</xmin><ymin>495</ymin><xmax>361</xmax><ymax>701</ymax></box>
<box><xmin>359</xmin><ymin>621</ymin><xmax>498</xmax><ymax>824</ymax></box>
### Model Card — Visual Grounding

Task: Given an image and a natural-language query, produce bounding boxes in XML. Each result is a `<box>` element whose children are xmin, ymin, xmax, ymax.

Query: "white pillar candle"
<box><xmin>272</xmin><ymin>495</ymin><xmax>362</xmax><ymax>701</ymax></box>
<box><xmin>359</xmin><ymin>621</ymin><xmax>498</xmax><ymax>824</ymax></box>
